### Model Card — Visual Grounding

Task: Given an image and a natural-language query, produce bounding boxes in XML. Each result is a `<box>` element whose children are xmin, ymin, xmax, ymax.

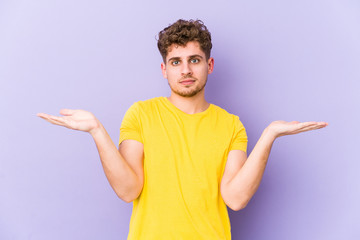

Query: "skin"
<box><xmin>38</xmin><ymin>109</ymin><xmax>144</xmax><ymax>202</ymax></box>
<box><xmin>38</xmin><ymin>41</ymin><xmax>328</xmax><ymax>209</ymax></box>
<box><xmin>161</xmin><ymin>41</ymin><xmax>214</xmax><ymax>114</ymax></box>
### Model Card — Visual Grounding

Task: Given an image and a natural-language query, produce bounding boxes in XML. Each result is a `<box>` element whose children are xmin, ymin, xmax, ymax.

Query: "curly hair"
<box><xmin>157</xmin><ymin>19</ymin><xmax>212</xmax><ymax>62</ymax></box>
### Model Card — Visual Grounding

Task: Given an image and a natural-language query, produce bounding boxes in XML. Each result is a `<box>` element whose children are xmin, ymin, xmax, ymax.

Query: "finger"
<box><xmin>293</xmin><ymin>124</ymin><xmax>327</xmax><ymax>133</ymax></box>
<box><xmin>301</xmin><ymin>121</ymin><xmax>317</xmax><ymax>126</ymax></box>
<box><xmin>317</xmin><ymin>122</ymin><xmax>329</xmax><ymax>126</ymax></box>
<box><xmin>299</xmin><ymin>121</ymin><xmax>328</xmax><ymax>129</ymax></box>
<box><xmin>300</xmin><ymin>121</ymin><xmax>328</xmax><ymax>125</ymax></box>
<box><xmin>60</xmin><ymin>109</ymin><xmax>76</xmax><ymax>116</ymax></box>
<box><xmin>48</xmin><ymin>115</ymin><xmax>69</xmax><ymax>124</ymax></box>
<box><xmin>38</xmin><ymin>114</ymin><xmax>69</xmax><ymax>127</ymax></box>
<box><xmin>293</xmin><ymin>122</ymin><xmax>318</xmax><ymax>130</ymax></box>
<box><xmin>307</xmin><ymin>123</ymin><xmax>328</xmax><ymax>130</ymax></box>
<box><xmin>286</xmin><ymin>122</ymin><xmax>325</xmax><ymax>134</ymax></box>
<box><xmin>37</xmin><ymin>113</ymin><xmax>56</xmax><ymax>120</ymax></box>
<box><xmin>50</xmin><ymin>117</ymin><xmax>74</xmax><ymax>129</ymax></box>
<box><xmin>37</xmin><ymin>113</ymin><xmax>46</xmax><ymax>118</ymax></box>
<box><xmin>38</xmin><ymin>116</ymin><xmax>66</xmax><ymax>126</ymax></box>
<box><xmin>37</xmin><ymin>112</ymin><xmax>74</xmax><ymax>128</ymax></box>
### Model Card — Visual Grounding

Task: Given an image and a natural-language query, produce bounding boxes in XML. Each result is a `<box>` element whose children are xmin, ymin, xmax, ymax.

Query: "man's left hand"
<box><xmin>266</xmin><ymin>120</ymin><xmax>328</xmax><ymax>139</ymax></box>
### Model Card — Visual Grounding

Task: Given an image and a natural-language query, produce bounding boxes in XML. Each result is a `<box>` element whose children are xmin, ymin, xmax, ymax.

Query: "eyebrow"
<box><xmin>167</xmin><ymin>54</ymin><xmax>204</xmax><ymax>63</ymax></box>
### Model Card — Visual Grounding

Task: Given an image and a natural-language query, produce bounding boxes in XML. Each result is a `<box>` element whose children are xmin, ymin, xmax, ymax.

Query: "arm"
<box><xmin>220</xmin><ymin>120</ymin><xmax>328</xmax><ymax>211</ymax></box>
<box><xmin>37</xmin><ymin>109</ymin><xmax>144</xmax><ymax>203</ymax></box>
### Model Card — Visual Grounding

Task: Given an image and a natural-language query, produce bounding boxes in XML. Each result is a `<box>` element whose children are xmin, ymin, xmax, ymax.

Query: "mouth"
<box><xmin>180</xmin><ymin>79</ymin><xmax>196</xmax><ymax>85</ymax></box>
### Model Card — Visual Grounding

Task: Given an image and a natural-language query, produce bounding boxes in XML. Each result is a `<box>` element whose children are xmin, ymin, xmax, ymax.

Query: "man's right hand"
<box><xmin>37</xmin><ymin>109</ymin><xmax>100</xmax><ymax>134</ymax></box>
<box><xmin>38</xmin><ymin>108</ymin><xmax>144</xmax><ymax>202</ymax></box>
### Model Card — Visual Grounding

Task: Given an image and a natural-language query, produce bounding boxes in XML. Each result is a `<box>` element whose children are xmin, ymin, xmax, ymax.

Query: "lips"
<box><xmin>180</xmin><ymin>79</ymin><xmax>196</xmax><ymax>85</ymax></box>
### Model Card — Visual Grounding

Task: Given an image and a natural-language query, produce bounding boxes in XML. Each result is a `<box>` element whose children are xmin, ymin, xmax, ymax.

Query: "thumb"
<box><xmin>60</xmin><ymin>109</ymin><xmax>76</xmax><ymax>116</ymax></box>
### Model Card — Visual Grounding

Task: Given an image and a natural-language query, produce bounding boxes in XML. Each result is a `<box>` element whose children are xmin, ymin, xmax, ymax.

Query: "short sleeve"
<box><xmin>229</xmin><ymin>117</ymin><xmax>248</xmax><ymax>153</ymax></box>
<box><xmin>119</xmin><ymin>102</ymin><xmax>143</xmax><ymax>145</ymax></box>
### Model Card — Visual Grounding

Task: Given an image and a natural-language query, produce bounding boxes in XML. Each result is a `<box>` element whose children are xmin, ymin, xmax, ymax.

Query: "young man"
<box><xmin>38</xmin><ymin>19</ymin><xmax>327</xmax><ymax>239</ymax></box>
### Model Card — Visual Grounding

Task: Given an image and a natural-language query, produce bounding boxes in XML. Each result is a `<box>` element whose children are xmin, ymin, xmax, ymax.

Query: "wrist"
<box><xmin>89</xmin><ymin>120</ymin><xmax>104</xmax><ymax>137</ymax></box>
<box><xmin>262</xmin><ymin>125</ymin><xmax>278</xmax><ymax>142</ymax></box>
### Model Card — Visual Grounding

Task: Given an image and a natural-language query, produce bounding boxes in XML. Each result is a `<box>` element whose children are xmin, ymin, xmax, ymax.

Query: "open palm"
<box><xmin>37</xmin><ymin>109</ymin><xmax>99</xmax><ymax>133</ymax></box>
<box><xmin>268</xmin><ymin>120</ymin><xmax>328</xmax><ymax>138</ymax></box>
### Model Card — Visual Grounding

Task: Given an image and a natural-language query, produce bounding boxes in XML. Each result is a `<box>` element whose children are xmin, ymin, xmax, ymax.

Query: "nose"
<box><xmin>181</xmin><ymin>62</ymin><xmax>192</xmax><ymax>76</ymax></box>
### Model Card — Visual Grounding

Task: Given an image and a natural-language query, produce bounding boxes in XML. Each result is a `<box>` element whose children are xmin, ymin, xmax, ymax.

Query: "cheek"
<box><xmin>199</xmin><ymin>66</ymin><xmax>209</xmax><ymax>77</ymax></box>
<box><xmin>166</xmin><ymin>69</ymin><xmax>178</xmax><ymax>80</ymax></box>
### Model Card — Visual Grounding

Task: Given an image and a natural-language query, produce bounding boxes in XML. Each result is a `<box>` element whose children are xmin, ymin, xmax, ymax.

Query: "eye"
<box><xmin>172</xmin><ymin>60</ymin><xmax>180</xmax><ymax>66</ymax></box>
<box><xmin>190</xmin><ymin>58</ymin><xmax>199</xmax><ymax>63</ymax></box>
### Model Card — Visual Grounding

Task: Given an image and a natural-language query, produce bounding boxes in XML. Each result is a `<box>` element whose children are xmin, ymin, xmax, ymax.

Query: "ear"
<box><xmin>161</xmin><ymin>62</ymin><xmax>167</xmax><ymax>78</ymax></box>
<box><xmin>207</xmin><ymin>57</ymin><xmax>214</xmax><ymax>74</ymax></box>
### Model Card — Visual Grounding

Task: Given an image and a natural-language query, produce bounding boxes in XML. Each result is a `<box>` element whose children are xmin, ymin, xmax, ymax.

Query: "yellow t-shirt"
<box><xmin>119</xmin><ymin>97</ymin><xmax>247</xmax><ymax>240</ymax></box>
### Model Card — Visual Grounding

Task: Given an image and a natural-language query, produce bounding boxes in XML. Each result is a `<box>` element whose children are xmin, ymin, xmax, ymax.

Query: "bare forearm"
<box><xmin>221</xmin><ymin>120</ymin><xmax>327</xmax><ymax>211</ymax></box>
<box><xmin>226</xmin><ymin>128</ymin><xmax>276</xmax><ymax>210</ymax></box>
<box><xmin>37</xmin><ymin>109</ymin><xmax>142</xmax><ymax>202</ymax></box>
<box><xmin>90</xmin><ymin>124</ymin><xmax>141</xmax><ymax>202</ymax></box>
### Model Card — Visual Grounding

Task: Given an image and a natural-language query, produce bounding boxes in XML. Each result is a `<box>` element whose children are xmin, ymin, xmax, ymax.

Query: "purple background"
<box><xmin>1</xmin><ymin>0</ymin><xmax>359</xmax><ymax>239</ymax></box>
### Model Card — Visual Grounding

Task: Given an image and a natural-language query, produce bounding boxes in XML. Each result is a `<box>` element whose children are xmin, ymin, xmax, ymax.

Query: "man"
<box><xmin>38</xmin><ymin>19</ymin><xmax>327</xmax><ymax>239</ymax></box>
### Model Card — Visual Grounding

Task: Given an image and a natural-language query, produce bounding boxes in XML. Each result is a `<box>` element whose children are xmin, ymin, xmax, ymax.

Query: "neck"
<box><xmin>167</xmin><ymin>90</ymin><xmax>210</xmax><ymax>114</ymax></box>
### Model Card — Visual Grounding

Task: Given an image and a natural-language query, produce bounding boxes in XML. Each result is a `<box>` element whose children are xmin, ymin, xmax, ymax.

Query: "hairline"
<box><xmin>163</xmin><ymin>41</ymin><xmax>210</xmax><ymax>64</ymax></box>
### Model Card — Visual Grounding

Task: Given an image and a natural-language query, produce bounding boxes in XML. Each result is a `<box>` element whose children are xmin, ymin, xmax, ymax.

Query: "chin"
<box><xmin>177</xmin><ymin>89</ymin><xmax>204</xmax><ymax>98</ymax></box>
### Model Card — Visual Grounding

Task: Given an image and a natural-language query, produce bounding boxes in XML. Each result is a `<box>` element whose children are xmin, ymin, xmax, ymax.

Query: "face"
<box><xmin>161</xmin><ymin>41</ymin><xmax>214</xmax><ymax>98</ymax></box>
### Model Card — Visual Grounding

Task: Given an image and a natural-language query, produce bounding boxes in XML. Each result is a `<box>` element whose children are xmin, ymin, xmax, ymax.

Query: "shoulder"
<box><xmin>211</xmin><ymin>104</ymin><xmax>242</xmax><ymax>122</ymax></box>
<box><xmin>136</xmin><ymin>97</ymin><xmax>164</xmax><ymax>107</ymax></box>
<box><xmin>210</xmin><ymin>104</ymin><xmax>246</xmax><ymax>131</ymax></box>
<box><xmin>126</xmin><ymin>97</ymin><xmax>165</xmax><ymax>115</ymax></box>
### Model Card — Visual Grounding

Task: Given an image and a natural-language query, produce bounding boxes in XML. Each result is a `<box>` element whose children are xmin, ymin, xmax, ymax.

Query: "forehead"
<box><xmin>166</xmin><ymin>41</ymin><xmax>206</xmax><ymax>61</ymax></box>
